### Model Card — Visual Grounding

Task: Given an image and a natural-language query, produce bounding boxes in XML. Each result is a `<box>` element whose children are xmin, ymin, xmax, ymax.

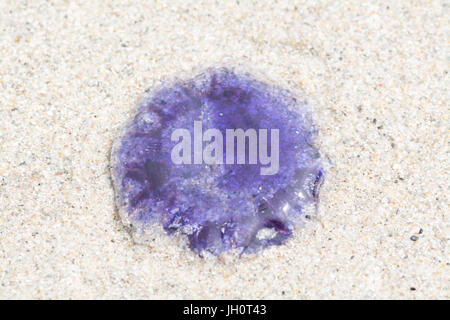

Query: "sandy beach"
<box><xmin>0</xmin><ymin>0</ymin><xmax>448</xmax><ymax>299</ymax></box>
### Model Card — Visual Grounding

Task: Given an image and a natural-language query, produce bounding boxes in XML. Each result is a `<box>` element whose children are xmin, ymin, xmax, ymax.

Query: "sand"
<box><xmin>0</xmin><ymin>0</ymin><xmax>448</xmax><ymax>299</ymax></box>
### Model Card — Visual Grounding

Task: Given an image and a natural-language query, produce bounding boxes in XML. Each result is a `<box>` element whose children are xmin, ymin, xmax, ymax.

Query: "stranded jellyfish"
<box><xmin>111</xmin><ymin>68</ymin><xmax>324</xmax><ymax>256</ymax></box>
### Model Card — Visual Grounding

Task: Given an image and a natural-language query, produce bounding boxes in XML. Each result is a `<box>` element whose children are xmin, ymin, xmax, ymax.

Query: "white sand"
<box><xmin>0</xmin><ymin>0</ymin><xmax>448</xmax><ymax>299</ymax></box>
